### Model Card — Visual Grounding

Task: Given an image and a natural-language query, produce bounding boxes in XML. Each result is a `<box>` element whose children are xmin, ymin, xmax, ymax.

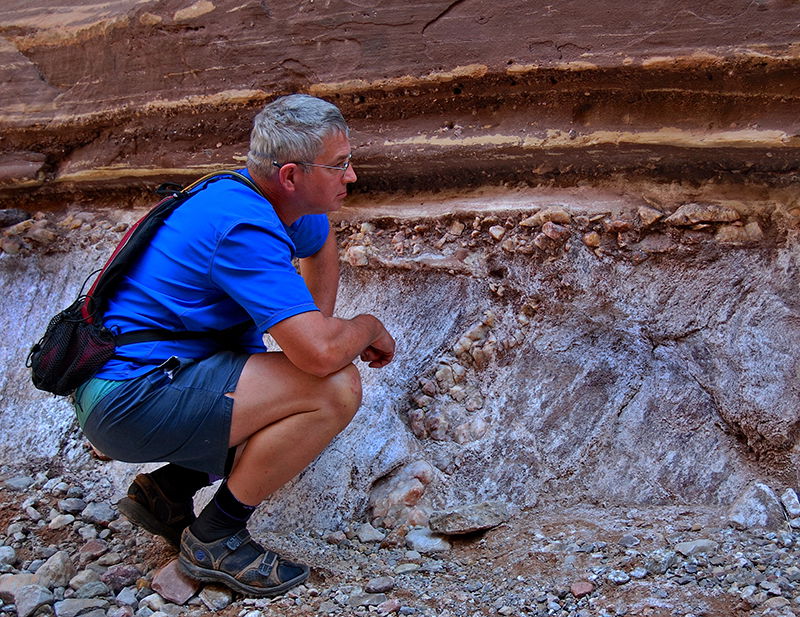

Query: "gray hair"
<box><xmin>247</xmin><ymin>94</ymin><xmax>349</xmax><ymax>178</ymax></box>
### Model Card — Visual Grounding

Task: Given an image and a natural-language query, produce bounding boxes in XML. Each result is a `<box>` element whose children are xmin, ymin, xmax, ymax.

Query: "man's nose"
<box><xmin>343</xmin><ymin>163</ymin><xmax>357</xmax><ymax>183</ymax></box>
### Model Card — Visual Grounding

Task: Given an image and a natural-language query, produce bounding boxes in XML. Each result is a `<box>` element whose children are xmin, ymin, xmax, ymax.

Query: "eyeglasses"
<box><xmin>273</xmin><ymin>154</ymin><xmax>352</xmax><ymax>176</ymax></box>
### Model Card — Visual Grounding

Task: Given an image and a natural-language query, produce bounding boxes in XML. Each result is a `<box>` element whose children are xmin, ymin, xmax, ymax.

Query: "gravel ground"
<box><xmin>1</xmin><ymin>456</ymin><xmax>799</xmax><ymax>617</ymax></box>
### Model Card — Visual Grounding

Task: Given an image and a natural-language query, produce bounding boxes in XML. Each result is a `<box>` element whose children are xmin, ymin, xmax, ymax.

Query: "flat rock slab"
<box><xmin>429</xmin><ymin>501</ymin><xmax>512</xmax><ymax>535</ymax></box>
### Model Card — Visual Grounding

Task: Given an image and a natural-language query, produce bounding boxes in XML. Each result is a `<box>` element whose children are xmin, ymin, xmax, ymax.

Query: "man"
<box><xmin>72</xmin><ymin>94</ymin><xmax>396</xmax><ymax>597</ymax></box>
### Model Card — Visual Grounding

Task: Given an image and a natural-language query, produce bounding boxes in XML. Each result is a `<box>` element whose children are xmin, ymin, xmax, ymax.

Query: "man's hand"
<box><xmin>359</xmin><ymin>327</ymin><xmax>395</xmax><ymax>368</ymax></box>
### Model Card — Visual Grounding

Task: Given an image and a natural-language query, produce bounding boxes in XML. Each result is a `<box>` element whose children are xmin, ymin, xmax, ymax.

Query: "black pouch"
<box><xmin>26</xmin><ymin>170</ymin><xmax>265</xmax><ymax>397</ymax></box>
<box><xmin>26</xmin><ymin>297</ymin><xmax>116</xmax><ymax>396</ymax></box>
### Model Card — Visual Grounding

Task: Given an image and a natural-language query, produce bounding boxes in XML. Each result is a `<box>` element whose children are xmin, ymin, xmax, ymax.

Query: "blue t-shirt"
<box><xmin>96</xmin><ymin>170</ymin><xmax>329</xmax><ymax>380</ymax></box>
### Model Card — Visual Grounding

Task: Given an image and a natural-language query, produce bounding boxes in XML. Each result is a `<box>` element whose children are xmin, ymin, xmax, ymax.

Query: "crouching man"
<box><xmin>72</xmin><ymin>94</ymin><xmax>395</xmax><ymax>597</ymax></box>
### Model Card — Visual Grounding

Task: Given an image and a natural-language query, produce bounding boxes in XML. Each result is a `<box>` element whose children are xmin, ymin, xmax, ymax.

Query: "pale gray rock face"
<box><xmin>2</xmin><ymin>207</ymin><xmax>800</xmax><ymax>535</ymax></box>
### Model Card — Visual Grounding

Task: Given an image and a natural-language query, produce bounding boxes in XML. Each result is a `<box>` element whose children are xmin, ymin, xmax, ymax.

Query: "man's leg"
<box><xmin>179</xmin><ymin>352</ymin><xmax>362</xmax><ymax>596</ymax></box>
<box><xmin>117</xmin><ymin>463</ymin><xmax>209</xmax><ymax>547</ymax></box>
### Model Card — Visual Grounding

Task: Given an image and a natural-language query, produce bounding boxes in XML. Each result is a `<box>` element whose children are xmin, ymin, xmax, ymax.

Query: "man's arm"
<box><xmin>299</xmin><ymin>228</ymin><xmax>339</xmax><ymax>317</ymax></box>
<box><xmin>269</xmin><ymin>310</ymin><xmax>395</xmax><ymax>378</ymax></box>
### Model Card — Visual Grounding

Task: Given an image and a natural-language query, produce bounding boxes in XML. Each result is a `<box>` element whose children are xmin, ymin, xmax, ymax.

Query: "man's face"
<box><xmin>295</xmin><ymin>131</ymin><xmax>357</xmax><ymax>214</ymax></box>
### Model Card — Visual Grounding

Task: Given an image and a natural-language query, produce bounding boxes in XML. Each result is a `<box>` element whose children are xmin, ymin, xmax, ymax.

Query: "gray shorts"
<box><xmin>81</xmin><ymin>351</ymin><xmax>249</xmax><ymax>476</ymax></box>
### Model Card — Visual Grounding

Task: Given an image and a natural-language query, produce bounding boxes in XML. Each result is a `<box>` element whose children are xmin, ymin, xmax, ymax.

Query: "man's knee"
<box><xmin>324</xmin><ymin>363</ymin><xmax>362</xmax><ymax>427</ymax></box>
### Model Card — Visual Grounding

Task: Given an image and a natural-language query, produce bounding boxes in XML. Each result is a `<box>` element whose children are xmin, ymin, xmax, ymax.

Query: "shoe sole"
<box><xmin>117</xmin><ymin>496</ymin><xmax>182</xmax><ymax>547</ymax></box>
<box><xmin>178</xmin><ymin>554</ymin><xmax>310</xmax><ymax>598</ymax></box>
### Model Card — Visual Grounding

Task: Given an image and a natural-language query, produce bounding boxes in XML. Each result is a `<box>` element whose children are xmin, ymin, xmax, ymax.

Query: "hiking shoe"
<box><xmin>178</xmin><ymin>527</ymin><xmax>309</xmax><ymax>597</ymax></box>
<box><xmin>116</xmin><ymin>473</ymin><xmax>196</xmax><ymax>547</ymax></box>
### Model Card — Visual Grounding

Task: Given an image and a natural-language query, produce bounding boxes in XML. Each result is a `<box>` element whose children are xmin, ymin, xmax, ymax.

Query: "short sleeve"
<box><xmin>211</xmin><ymin>222</ymin><xmax>319</xmax><ymax>331</ymax></box>
<box><xmin>287</xmin><ymin>214</ymin><xmax>330</xmax><ymax>258</ymax></box>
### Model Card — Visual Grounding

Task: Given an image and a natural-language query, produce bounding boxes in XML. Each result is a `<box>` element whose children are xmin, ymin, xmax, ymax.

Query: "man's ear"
<box><xmin>278</xmin><ymin>163</ymin><xmax>299</xmax><ymax>192</ymax></box>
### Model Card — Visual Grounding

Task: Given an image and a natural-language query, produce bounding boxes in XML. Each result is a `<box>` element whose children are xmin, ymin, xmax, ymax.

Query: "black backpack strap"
<box><xmin>84</xmin><ymin>170</ymin><xmax>266</xmax><ymax>321</ymax></box>
<box><xmin>114</xmin><ymin>320</ymin><xmax>255</xmax><ymax>348</ymax></box>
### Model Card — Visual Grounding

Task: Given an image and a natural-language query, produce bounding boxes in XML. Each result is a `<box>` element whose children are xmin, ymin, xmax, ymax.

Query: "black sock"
<box><xmin>148</xmin><ymin>464</ymin><xmax>210</xmax><ymax>502</ymax></box>
<box><xmin>190</xmin><ymin>481</ymin><xmax>256</xmax><ymax>542</ymax></box>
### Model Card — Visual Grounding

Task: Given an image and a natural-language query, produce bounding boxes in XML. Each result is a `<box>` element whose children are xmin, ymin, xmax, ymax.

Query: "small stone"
<box><xmin>435</xmin><ymin>365</ymin><xmax>455</xmax><ymax>389</ymax></box>
<box><xmin>48</xmin><ymin>514</ymin><xmax>75</xmax><ymax>530</ymax></box>
<box><xmin>15</xmin><ymin>584</ymin><xmax>54</xmax><ymax>617</ymax></box>
<box><xmin>348</xmin><ymin>589</ymin><xmax>387</xmax><ymax>607</ymax></box>
<box><xmin>174</xmin><ymin>0</ymin><xmax>216</xmax><ymax>22</ymax></box>
<box><xmin>405</xmin><ymin>527</ymin><xmax>451</xmax><ymax>553</ymax></box>
<box><xmin>0</xmin><ymin>572</ymin><xmax>38</xmax><ymax>603</ymax></box>
<box><xmin>0</xmin><ymin>547</ymin><xmax>16</xmax><ymax>566</ymax></box>
<box><xmin>428</xmin><ymin>501</ymin><xmax>511</xmax><ymax>535</ymax></box>
<box><xmin>356</xmin><ymin>522</ymin><xmax>386</xmax><ymax>543</ymax></box>
<box><xmin>644</xmin><ymin>548</ymin><xmax>678</xmax><ymax>574</ymax></box>
<box><xmin>582</xmin><ymin>231</ymin><xmax>601</xmax><ymax>248</ymax></box>
<box><xmin>99</xmin><ymin>564</ymin><xmax>143</xmax><ymax>593</ymax></box>
<box><xmin>199</xmin><ymin>584</ymin><xmax>233</xmax><ymax>610</ymax></box>
<box><xmin>618</xmin><ymin>534</ymin><xmax>640</xmax><ymax>547</ymax></box>
<box><xmin>447</xmin><ymin>221</ymin><xmax>465</xmax><ymax>236</ymax></box>
<box><xmin>53</xmin><ymin>598</ymin><xmax>109</xmax><ymax>617</ymax></box>
<box><xmin>780</xmin><ymin>488</ymin><xmax>800</xmax><ymax>517</ymax></box>
<box><xmin>570</xmin><ymin>581</ymin><xmax>595</xmax><ymax>598</ymax></box>
<box><xmin>664</xmin><ymin>202</ymin><xmax>740</xmax><ymax>225</ymax></box>
<box><xmin>674</xmin><ymin>539</ymin><xmax>718</xmax><ymax>556</ymax></box>
<box><xmin>394</xmin><ymin>563</ymin><xmax>420</xmax><ymax>575</ymax></box>
<box><xmin>69</xmin><ymin>570</ymin><xmax>99</xmax><ymax>590</ymax></box>
<box><xmin>630</xmin><ymin>567</ymin><xmax>648</xmax><ymax>579</ymax></box>
<box><xmin>541</xmin><ymin>221</ymin><xmax>570</xmax><ymax>241</ymax></box>
<box><xmin>365</xmin><ymin>576</ymin><xmax>395</xmax><ymax>593</ymax></box>
<box><xmin>520</xmin><ymin>207</ymin><xmax>571</xmax><ymax>227</ymax></box>
<box><xmin>115</xmin><ymin>587</ymin><xmax>138</xmax><ymax>607</ymax></box>
<box><xmin>36</xmin><ymin>551</ymin><xmax>76</xmax><ymax>588</ymax></box>
<box><xmin>78</xmin><ymin>539</ymin><xmax>109</xmax><ymax>563</ymax></box>
<box><xmin>533</xmin><ymin>232</ymin><xmax>558</xmax><ymax>252</ymax></box>
<box><xmin>74</xmin><ymin>581</ymin><xmax>110</xmax><ymax>599</ymax></box>
<box><xmin>81</xmin><ymin>502</ymin><xmax>117</xmax><ymax>526</ymax></box>
<box><xmin>607</xmin><ymin>570</ymin><xmax>630</xmax><ymax>585</ymax></box>
<box><xmin>326</xmin><ymin>530</ymin><xmax>347</xmax><ymax>545</ymax></box>
<box><xmin>0</xmin><ymin>208</ymin><xmax>31</xmax><ymax>228</ymax></box>
<box><xmin>96</xmin><ymin>552</ymin><xmax>123</xmax><ymax>566</ymax></box>
<box><xmin>488</xmin><ymin>225</ymin><xmax>506</xmax><ymax>241</ymax></box>
<box><xmin>57</xmin><ymin>498</ymin><xmax>87</xmax><ymax>514</ymax></box>
<box><xmin>345</xmin><ymin>245</ymin><xmax>370</xmax><ymax>266</ymax></box>
<box><xmin>377</xmin><ymin>597</ymin><xmax>402</xmax><ymax>615</ymax></box>
<box><xmin>4</xmin><ymin>475</ymin><xmax>34</xmax><ymax>491</ymax></box>
<box><xmin>763</xmin><ymin>596</ymin><xmax>791</xmax><ymax>609</ymax></box>
<box><xmin>151</xmin><ymin>560</ymin><xmax>200</xmax><ymax>604</ymax></box>
<box><xmin>638</xmin><ymin>205</ymin><xmax>663</xmax><ymax>227</ymax></box>
<box><xmin>139</xmin><ymin>592</ymin><xmax>166</xmax><ymax>612</ymax></box>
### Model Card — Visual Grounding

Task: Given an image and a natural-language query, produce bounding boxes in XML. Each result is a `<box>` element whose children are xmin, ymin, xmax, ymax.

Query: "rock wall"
<box><xmin>1</xmin><ymin>0</ymin><xmax>799</xmax><ymax>532</ymax></box>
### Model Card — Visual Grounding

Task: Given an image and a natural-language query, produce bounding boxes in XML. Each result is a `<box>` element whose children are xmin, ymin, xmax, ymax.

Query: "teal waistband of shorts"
<box><xmin>74</xmin><ymin>378</ymin><xmax>125</xmax><ymax>429</ymax></box>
